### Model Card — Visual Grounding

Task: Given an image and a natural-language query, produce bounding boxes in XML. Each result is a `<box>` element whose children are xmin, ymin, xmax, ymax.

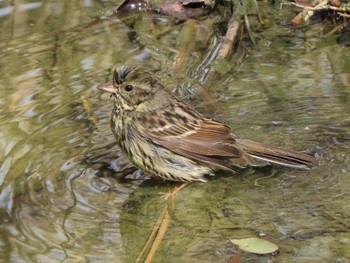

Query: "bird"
<box><xmin>97</xmin><ymin>65</ymin><xmax>317</xmax><ymax>182</ymax></box>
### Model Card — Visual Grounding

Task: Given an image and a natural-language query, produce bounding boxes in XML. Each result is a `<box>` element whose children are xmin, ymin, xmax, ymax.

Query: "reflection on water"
<box><xmin>0</xmin><ymin>0</ymin><xmax>350</xmax><ymax>262</ymax></box>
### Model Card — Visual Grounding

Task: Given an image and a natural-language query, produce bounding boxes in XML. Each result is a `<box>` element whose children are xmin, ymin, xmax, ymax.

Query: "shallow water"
<box><xmin>0</xmin><ymin>1</ymin><xmax>349</xmax><ymax>262</ymax></box>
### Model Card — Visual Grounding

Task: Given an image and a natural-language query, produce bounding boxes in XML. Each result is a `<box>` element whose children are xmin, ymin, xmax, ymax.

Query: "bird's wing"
<box><xmin>143</xmin><ymin>109</ymin><xmax>243</xmax><ymax>169</ymax></box>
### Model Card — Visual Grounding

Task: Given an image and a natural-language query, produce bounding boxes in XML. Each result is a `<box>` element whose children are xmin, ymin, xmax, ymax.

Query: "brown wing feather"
<box><xmin>144</xmin><ymin>111</ymin><xmax>243</xmax><ymax>169</ymax></box>
<box><xmin>175</xmin><ymin>119</ymin><xmax>241</xmax><ymax>157</ymax></box>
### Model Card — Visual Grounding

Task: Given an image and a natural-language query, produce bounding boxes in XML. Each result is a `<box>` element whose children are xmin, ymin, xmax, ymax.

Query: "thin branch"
<box><xmin>136</xmin><ymin>206</ymin><xmax>168</xmax><ymax>263</ymax></box>
<box><xmin>244</xmin><ymin>13</ymin><xmax>256</xmax><ymax>44</ymax></box>
<box><xmin>218</xmin><ymin>15</ymin><xmax>241</xmax><ymax>59</ymax></box>
<box><xmin>337</xmin><ymin>12</ymin><xmax>350</xmax><ymax>17</ymax></box>
<box><xmin>81</xmin><ymin>96</ymin><xmax>98</xmax><ymax>126</ymax></box>
<box><xmin>253</xmin><ymin>0</ymin><xmax>265</xmax><ymax>25</ymax></box>
<box><xmin>135</xmin><ymin>183</ymin><xmax>187</xmax><ymax>263</ymax></box>
<box><xmin>283</xmin><ymin>0</ymin><xmax>350</xmax><ymax>24</ymax></box>
<box><xmin>283</xmin><ymin>1</ymin><xmax>350</xmax><ymax>12</ymax></box>
<box><xmin>144</xmin><ymin>208</ymin><xmax>170</xmax><ymax>263</ymax></box>
<box><xmin>324</xmin><ymin>21</ymin><xmax>348</xmax><ymax>37</ymax></box>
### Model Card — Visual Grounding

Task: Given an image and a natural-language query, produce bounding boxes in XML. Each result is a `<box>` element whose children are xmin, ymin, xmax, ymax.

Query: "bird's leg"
<box><xmin>161</xmin><ymin>183</ymin><xmax>189</xmax><ymax>200</ymax></box>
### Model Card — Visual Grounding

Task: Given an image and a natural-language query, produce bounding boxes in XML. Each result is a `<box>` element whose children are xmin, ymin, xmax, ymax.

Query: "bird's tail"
<box><xmin>236</xmin><ymin>138</ymin><xmax>317</xmax><ymax>170</ymax></box>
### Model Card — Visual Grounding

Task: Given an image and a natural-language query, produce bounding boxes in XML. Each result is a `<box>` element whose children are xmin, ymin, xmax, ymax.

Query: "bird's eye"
<box><xmin>124</xmin><ymin>85</ymin><xmax>134</xmax><ymax>92</ymax></box>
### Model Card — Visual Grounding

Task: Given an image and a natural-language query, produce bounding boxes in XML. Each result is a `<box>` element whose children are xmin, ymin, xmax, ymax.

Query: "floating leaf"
<box><xmin>230</xmin><ymin>237</ymin><xmax>279</xmax><ymax>254</ymax></box>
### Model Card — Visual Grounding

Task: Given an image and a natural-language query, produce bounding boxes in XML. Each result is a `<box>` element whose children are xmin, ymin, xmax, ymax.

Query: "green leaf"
<box><xmin>230</xmin><ymin>237</ymin><xmax>279</xmax><ymax>254</ymax></box>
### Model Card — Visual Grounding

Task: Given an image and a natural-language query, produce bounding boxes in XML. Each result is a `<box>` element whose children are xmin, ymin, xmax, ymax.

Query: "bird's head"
<box><xmin>98</xmin><ymin>65</ymin><xmax>172</xmax><ymax>112</ymax></box>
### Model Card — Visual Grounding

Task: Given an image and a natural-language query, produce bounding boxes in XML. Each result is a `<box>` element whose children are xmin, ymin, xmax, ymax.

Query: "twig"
<box><xmin>337</xmin><ymin>12</ymin><xmax>350</xmax><ymax>18</ymax></box>
<box><xmin>244</xmin><ymin>13</ymin><xmax>256</xmax><ymax>44</ymax></box>
<box><xmin>324</xmin><ymin>21</ymin><xmax>348</xmax><ymax>37</ymax></box>
<box><xmin>296</xmin><ymin>0</ymin><xmax>328</xmax><ymax>23</ymax></box>
<box><xmin>285</xmin><ymin>1</ymin><xmax>350</xmax><ymax>12</ymax></box>
<box><xmin>81</xmin><ymin>96</ymin><xmax>98</xmax><ymax>126</ymax></box>
<box><xmin>218</xmin><ymin>15</ymin><xmax>241</xmax><ymax>59</ymax></box>
<box><xmin>144</xmin><ymin>209</ymin><xmax>171</xmax><ymax>263</ymax></box>
<box><xmin>135</xmin><ymin>183</ymin><xmax>187</xmax><ymax>262</ymax></box>
<box><xmin>136</xmin><ymin>206</ymin><xmax>169</xmax><ymax>263</ymax></box>
<box><xmin>209</xmin><ymin>11</ymin><xmax>241</xmax><ymax>76</ymax></box>
<box><xmin>285</xmin><ymin>0</ymin><xmax>350</xmax><ymax>24</ymax></box>
<box><xmin>253</xmin><ymin>0</ymin><xmax>265</xmax><ymax>25</ymax></box>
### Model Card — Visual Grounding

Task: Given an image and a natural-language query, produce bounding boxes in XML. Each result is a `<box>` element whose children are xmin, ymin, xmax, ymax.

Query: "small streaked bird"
<box><xmin>98</xmin><ymin>65</ymin><xmax>317</xmax><ymax>182</ymax></box>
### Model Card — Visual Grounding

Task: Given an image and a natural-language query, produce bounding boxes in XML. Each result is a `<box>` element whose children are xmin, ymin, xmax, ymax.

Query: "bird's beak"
<box><xmin>97</xmin><ymin>81</ymin><xmax>118</xmax><ymax>94</ymax></box>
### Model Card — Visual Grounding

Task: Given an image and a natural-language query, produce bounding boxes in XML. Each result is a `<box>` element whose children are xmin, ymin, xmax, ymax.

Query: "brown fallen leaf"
<box><xmin>160</xmin><ymin>1</ymin><xmax>209</xmax><ymax>20</ymax></box>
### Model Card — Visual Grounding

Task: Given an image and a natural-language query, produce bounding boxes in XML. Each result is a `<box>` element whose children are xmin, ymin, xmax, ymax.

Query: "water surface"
<box><xmin>0</xmin><ymin>0</ymin><xmax>349</xmax><ymax>262</ymax></box>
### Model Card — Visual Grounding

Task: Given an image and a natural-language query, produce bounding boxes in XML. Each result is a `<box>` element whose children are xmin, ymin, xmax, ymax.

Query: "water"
<box><xmin>0</xmin><ymin>0</ymin><xmax>349</xmax><ymax>262</ymax></box>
